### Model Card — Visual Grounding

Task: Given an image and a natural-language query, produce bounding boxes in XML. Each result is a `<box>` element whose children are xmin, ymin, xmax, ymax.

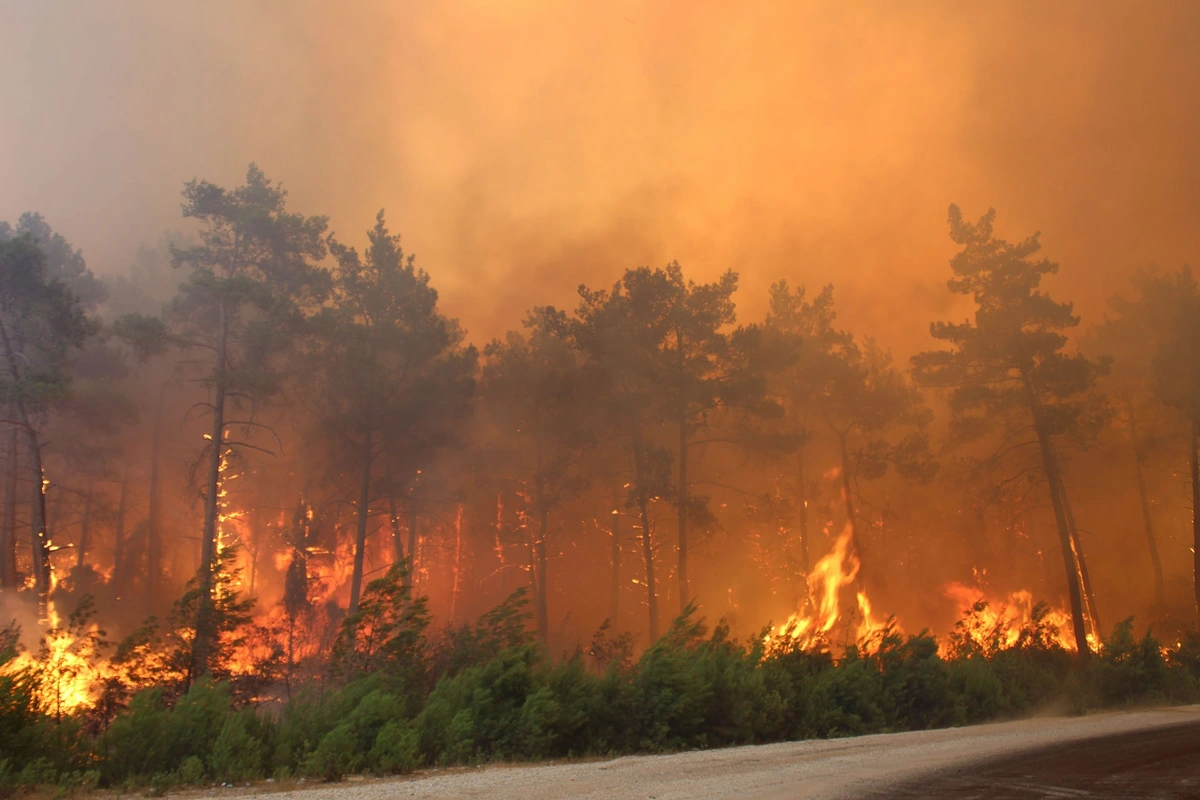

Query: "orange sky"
<box><xmin>2</xmin><ymin>1</ymin><xmax>1198</xmax><ymax>353</ymax></box>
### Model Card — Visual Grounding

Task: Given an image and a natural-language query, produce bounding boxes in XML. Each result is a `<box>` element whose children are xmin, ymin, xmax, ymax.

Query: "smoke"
<box><xmin>2</xmin><ymin>0</ymin><xmax>1199</xmax><ymax>348</ymax></box>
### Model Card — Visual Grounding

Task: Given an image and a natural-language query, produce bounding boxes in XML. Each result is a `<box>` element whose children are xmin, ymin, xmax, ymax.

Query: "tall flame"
<box><xmin>767</xmin><ymin>523</ymin><xmax>891</xmax><ymax>650</ymax></box>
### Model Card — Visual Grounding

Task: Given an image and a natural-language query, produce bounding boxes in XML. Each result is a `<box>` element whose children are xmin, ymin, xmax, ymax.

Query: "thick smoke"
<box><xmin>2</xmin><ymin>1</ymin><xmax>1198</xmax><ymax>349</ymax></box>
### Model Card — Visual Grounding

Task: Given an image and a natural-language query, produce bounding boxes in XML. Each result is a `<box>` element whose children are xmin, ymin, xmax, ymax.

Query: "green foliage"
<box><xmin>370</xmin><ymin>719</ymin><xmax>422</xmax><ymax>774</ymax></box>
<box><xmin>4</xmin><ymin>591</ymin><xmax>1200</xmax><ymax>791</ymax></box>
<box><xmin>102</xmin><ymin>679</ymin><xmax>232</xmax><ymax>784</ymax></box>
<box><xmin>333</xmin><ymin>562</ymin><xmax>430</xmax><ymax>688</ymax></box>
<box><xmin>211</xmin><ymin>709</ymin><xmax>269</xmax><ymax>782</ymax></box>
<box><xmin>0</xmin><ymin>626</ymin><xmax>41</xmax><ymax>771</ymax></box>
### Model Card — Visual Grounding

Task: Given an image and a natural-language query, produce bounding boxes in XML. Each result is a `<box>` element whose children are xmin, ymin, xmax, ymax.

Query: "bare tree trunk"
<box><xmin>1023</xmin><ymin>373</ymin><xmax>1090</xmax><ymax>657</ymax></box>
<box><xmin>0</xmin><ymin>419</ymin><xmax>17</xmax><ymax>588</ymax></box>
<box><xmin>387</xmin><ymin>494</ymin><xmax>405</xmax><ymax>564</ymax></box>
<box><xmin>406</xmin><ymin>502</ymin><xmax>418</xmax><ymax>598</ymax></box>
<box><xmin>638</xmin><ymin>493</ymin><xmax>657</xmax><ymax>642</ymax></box>
<box><xmin>26</xmin><ymin>432</ymin><xmax>49</xmax><ymax>610</ymax></box>
<box><xmin>1061</xmin><ymin>488</ymin><xmax>1102</xmax><ymax>639</ymax></box>
<box><xmin>451</xmin><ymin>503</ymin><xmax>465</xmax><ymax>623</ymax></box>
<box><xmin>193</xmin><ymin>302</ymin><xmax>228</xmax><ymax>682</ymax></box>
<box><xmin>76</xmin><ymin>482</ymin><xmax>93</xmax><ymax>570</ymax></box>
<box><xmin>349</xmin><ymin>428</ymin><xmax>373</xmax><ymax>616</ymax></box>
<box><xmin>610</xmin><ymin>505</ymin><xmax>621</xmax><ymax>626</ymax></box>
<box><xmin>386</xmin><ymin>463</ymin><xmax>406</xmax><ymax>567</ymax></box>
<box><xmin>676</xmin><ymin>402</ymin><xmax>690</xmax><ymax>615</ymax></box>
<box><xmin>1126</xmin><ymin>398</ymin><xmax>1165</xmax><ymax>609</ymax></box>
<box><xmin>630</xmin><ymin>414</ymin><xmax>659</xmax><ymax>642</ymax></box>
<box><xmin>111</xmin><ymin>469</ymin><xmax>128</xmax><ymax>592</ymax></box>
<box><xmin>0</xmin><ymin>317</ymin><xmax>50</xmax><ymax>608</ymax></box>
<box><xmin>795</xmin><ymin>441</ymin><xmax>811</xmax><ymax>609</ymax></box>
<box><xmin>837</xmin><ymin>433</ymin><xmax>861</xmax><ymax>558</ymax></box>
<box><xmin>146</xmin><ymin>389</ymin><xmax>164</xmax><ymax>611</ymax></box>
<box><xmin>1191</xmin><ymin>419</ymin><xmax>1200</xmax><ymax>624</ymax></box>
<box><xmin>494</xmin><ymin>492</ymin><xmax>507</xmax><ymax>593</ymax></box>
<box><xmin>534</xmin><ymin>501</ymin><xmax>549</xmax><ymax>642</ymax></box>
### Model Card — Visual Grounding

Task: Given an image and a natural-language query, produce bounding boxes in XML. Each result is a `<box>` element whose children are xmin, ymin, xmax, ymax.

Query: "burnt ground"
<box><xmin>877</xmin><ymin>720</ymin><xmax>1200</xmax><ymax>799</ymax></box>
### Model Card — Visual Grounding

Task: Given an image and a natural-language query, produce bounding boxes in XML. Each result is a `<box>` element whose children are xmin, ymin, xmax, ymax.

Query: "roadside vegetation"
<box><xmin>3</xmin><ymin>565</ymin><xmax>1199</xmax><ymax>795</ymax></box>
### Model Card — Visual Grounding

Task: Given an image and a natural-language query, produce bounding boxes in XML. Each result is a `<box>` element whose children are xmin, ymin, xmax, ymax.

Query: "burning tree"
<box><xmin>0</xmin><ymin>231</ymin><xmax>98</xmax><ymax>606</ymax></box>
<box><xmin>167</xmin><ymin>164</ymin><xmax>329</xmax><ymax>678</ymax></box>
<box><xmin>572</xmin><ymin>269</ymin><xmax>678</xmax><ymax>642</ymax></box>
<box><xmin>1086</xmin><ymin>268</ymin><xmax>1199</xmax><ymax>613</ymax></box>
<box><xmin>479</xmin><ymin>307</ymin><xmax>595</xmax><ymax>643</ymax></box>
<box><xmin>309</xmin><ymin>211</ymin><xmax>476</xmax><ymax>620</ymax></box>
<box><xmin>1149</xmin><ymin>268</ymin><xmax>1200</xmax><ymax>622</ymax></box>
<box><xmin>914</xmin><ymin>205</ymin><xmax>1108</xmax><ymax>656</ymax></box>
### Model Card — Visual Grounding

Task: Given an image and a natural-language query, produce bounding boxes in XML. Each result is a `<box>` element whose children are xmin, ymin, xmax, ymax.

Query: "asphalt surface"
<box><xmin>877</xmin><ymin>719</ymin><xmax>1200</xmax><ymax>798</ymax></box>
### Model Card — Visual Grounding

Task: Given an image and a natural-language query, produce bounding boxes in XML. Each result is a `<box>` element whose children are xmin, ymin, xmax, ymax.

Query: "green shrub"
<box><xmin>211</xmin><ymin>709</ymin><xmax>268</xmax><ymax>782</ymax></box>
<box><xmin>177</xmin><ymin>756</ymin><xmax>205</xmax><ymax>785</ymax></box>
<box><xmin>303</xmin><ymin>724</ymin><xmax>358</xmax><ymax>781</ymax></box>
<box><xmin>947</xmin><ymin>657</ymin><xmax>1005</xmax><ymax>722</ymax></box>
<box><xmin>371</xmin><ymin>720</ymin><xmax>422</xmax><ymax>774</ymax></box>
<box><xmin>1092</xmin><ymin>619</ymin><xmax>1169</xmax><ymax>706</ymax></box>
<box><xmin>103</xmin><ymin>679</ymin><xmax>234</xmax><ymax>784</ymax></box>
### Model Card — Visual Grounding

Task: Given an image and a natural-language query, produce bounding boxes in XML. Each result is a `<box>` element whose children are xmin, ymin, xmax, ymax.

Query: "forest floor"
<box><xmin>213</xmin><ymin>705</ymin><xmax>1200</xmax><ymax>800</ymax></box>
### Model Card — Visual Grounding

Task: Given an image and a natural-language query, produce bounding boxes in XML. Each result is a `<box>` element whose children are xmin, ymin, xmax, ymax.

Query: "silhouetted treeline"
<box><xmin>2</xmin><ymin>165</ymin><xmax>1200</xmax><ymax>788</ymax></box>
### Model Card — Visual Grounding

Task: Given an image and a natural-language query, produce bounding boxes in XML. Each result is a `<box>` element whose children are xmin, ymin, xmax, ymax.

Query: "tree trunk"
<box><xmin>532</xmin><ymin>439</ymin><xmax>551</xmax><ymax>642</ymax></box>
<box><xmin>0</xmin><ymin>419</ymin><xmax>17</xmax><ymax>588</ymax></box>
<box><xmin>76</xmin><ymin>483</ymin><xmax>93</xmax><ymax>570</ymax></box>
<box><xmin>387</xmin><ymin>493</ymin><xmax>405</xmax><ymax>564</ymax></box>
<box><xmin>451</xmin><ymin>503</ymin><xmax>466</xmax><ymax>623</ymax></box>
<box><xmin>1126</xmin><ymin>398</ymin><xmax>1165</xmax><ymax>609</ymax></box>
<box><xmin>1023</xmin><ymin>373</ymin><xmax>1090</xmax><ymax>657</ymax></box>
<box><xmin>676</xmin><ymin>404</ymin><xmax>690</xmax><ymax>615</ymax></box>
<box><xmin>0</xmin><ymin>317</ymin><xmax>51</xmax><ymax>607</ymax></box>
<box><xmin>836</xmin><ymin>433</ymin><xmax>860</xmax><ymax>558</ymax></box>
<box><xmin>610</xmin><ymin>505</ymin><xmax>621</xmax><ymax>626</ymax></box>
<box><xmin>534</xmin><ymin>501</ymin><xmax>550</xmax><ymax>642</ymax></box>
<box><xmin>112</xmin><ymin>471</ymin><xmax>128</xmax><ymax>594</ymax></box>
<box><xmin>795</xmin><ymin>441</ymin><xmax>811</xmax><ymax>609</ymax></box>
<box><xmin>193</xmin><ymin>302</ymin><xmax>228</xmax><ymax>681</ymax></box>
<box><xmin>349</xmin><ymin>428</ymin><xmax>373</xmax><ymax>616</ymax></box>
<box><xmin>494</xmin><ymin>492</ymin><xmax>507</xmax><ymax>592</ymax></box>
<box><xmin>1061</xmin><ymin>488</ymin><xmax>1102</xmax><ymax>639</ymax></box>
<box><xmin>406</xmin><ymin>502</ymin><xmax>418</xmax><ymax>597</ymax></box>
<box><xmin>638</xmin><ymin>493</ymin><xmax>658</xmax><ymax>642</ymax></box>
<box><xmin>145</xmin><ymin>389</ymin><xmax>164</xmax><ymax>610</ymax></box>
<box><xmin>26</xmin><ymin>430</ymin><xmax>49</xmax><ymax>610</ymax></box>
<box><xmin>630</xmin><ymin>414</ymin><xmax>659</xmax><ymax>642</ymax></box>
<box><xmin>386</xmin><ymin>462</ymin><xmax>406</xmax><ymax>567</ymax></box>
<box><xmin>1191</xmin><ymin>419</ymin><xmax>1200</xmax><ymax>624</ymax></box>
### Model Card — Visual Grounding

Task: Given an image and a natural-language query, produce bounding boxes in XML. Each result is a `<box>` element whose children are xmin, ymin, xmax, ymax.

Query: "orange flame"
<box><xmin>939</xmin><ymin>581</ymin><xmax>1085</xmax><ymax>656</ymax></box>
<box><xmin>767</xmin><ymin>523</ymin><xmax>892</xmax><ymax>650</ymax></box>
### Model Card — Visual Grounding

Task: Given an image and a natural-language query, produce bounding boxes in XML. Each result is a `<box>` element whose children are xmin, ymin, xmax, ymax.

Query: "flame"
<box><xmin>767</xmin><ymin>523</ymin><xmax>891</xmax><ymax>650</ymax></box>
<box><xmin>3</xmin><ymin>599</ymin><xmax>106</xmax><ymax>716</ymax></box>
<box><xmin>940</xmin><ymin>581</ymin><xmax>1086</xmax><ymax>656</ymax></box>
<box><xmin>214</xmin><ymin>448</ymin><xmax>247</xmax><ymax>597</ymax></box>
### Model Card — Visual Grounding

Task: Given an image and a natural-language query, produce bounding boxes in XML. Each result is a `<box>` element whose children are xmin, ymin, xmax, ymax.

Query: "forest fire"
<box><xmin>941</xmin><ymin>581</ymin><xmax>1080</xmax><ymax>655</ymax></box>
<box><xmin>3</xmin><ymin>5</ymin><xmax>1200</xmax><ymax>786</ymax></box>
<box><xmin>767</xmin><ymin>523</ymin><xmax>893</xmax><ymax>650</ymax></box>
<box><xmin>7</xmin><ymin>598</ymin><xmax>105</xmax><ymax>716</ymax></box>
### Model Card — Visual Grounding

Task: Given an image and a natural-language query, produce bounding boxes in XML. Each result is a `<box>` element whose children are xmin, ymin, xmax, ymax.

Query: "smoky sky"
<box><xmin>2</xmin><ymin>0</ymin><xmax>1199</xmax><ymax>351</ymax></box>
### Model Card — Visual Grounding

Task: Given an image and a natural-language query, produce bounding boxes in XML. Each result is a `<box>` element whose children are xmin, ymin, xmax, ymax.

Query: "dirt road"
<box><xmin>249</xmin><ymin>705</ymin><xmax>1200</xmax><ymax>799</ymax></box>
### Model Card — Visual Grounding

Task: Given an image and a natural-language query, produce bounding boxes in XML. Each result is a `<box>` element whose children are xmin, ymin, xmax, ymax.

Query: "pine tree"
<box><xmin>168</xmin><ymin>164</ymin><xmax>328</xmax><ymax>676</ymax></box>
<box><xmin>914</xmin><ymin>206</ymin><xmax>1106</xmax><ymax>656</ymax></box>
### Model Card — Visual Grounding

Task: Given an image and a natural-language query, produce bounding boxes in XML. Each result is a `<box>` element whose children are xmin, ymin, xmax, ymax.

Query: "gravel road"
<box><xmin>238</xmin><ymin>705</ymin><xmax>1200</xmax><ymax>800</ymax></box>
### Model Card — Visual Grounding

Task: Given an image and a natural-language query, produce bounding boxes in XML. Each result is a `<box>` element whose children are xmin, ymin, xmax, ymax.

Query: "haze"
<box><xmin>4</xmin><ymin>0</ymin><xmax>1198</xmax><ymax>349</ymax></box>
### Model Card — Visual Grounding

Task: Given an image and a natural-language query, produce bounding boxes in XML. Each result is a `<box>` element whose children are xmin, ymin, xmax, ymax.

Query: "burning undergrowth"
<box><xmin>2</xmin><ymin>554</ymin><xmax>1199</xmax><ymax>793</ymax></box>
